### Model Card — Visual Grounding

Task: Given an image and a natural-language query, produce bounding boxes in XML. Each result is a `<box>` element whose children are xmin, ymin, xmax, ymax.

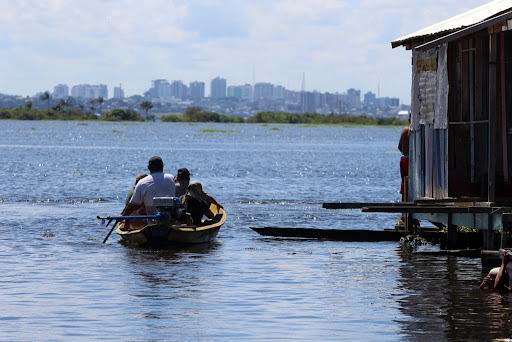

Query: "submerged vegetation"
<box><xmin>197</xmin><ymin>129</ymin><xmax>241</xmax><ymax>133</ymax></box>
<box><xmin>1</xmin><ymin>104</ymin><xmax>406</xmax><ymax>126</ymax></box>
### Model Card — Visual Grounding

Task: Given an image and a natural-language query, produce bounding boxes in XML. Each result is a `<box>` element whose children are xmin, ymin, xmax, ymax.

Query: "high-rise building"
<box><xmin>347</xmin><ymin>88</ymin><xmax>361</xmax><ymax>109</ymax></box>
<box><xmin>227</xmin><ymin>86</ymin><xmax>239</xmax><ymax>98</ymax></box>
<box><xmin>52</xmin><ymin>84</ymin><xmax>69</xmax><ymax>98</ymax></box>
<box><xmin>240</xmin><ymin>84</ymin><xmax>253</xmax><ymax>101</ymax></box>
<box><xmin>253</xmin><ymin>82</ymin><xmax>274</xmax><ymax>100</ymax></box>
<box><xmin>114</xmin><ymin>84</ymin><xmax>124</xmax><ymax>99</ymax></box>
<box><xmin>301</xmin><ymin>91</ymin><xmax>317</xmax><ymax>113</ymax></box>
<box><xmin>70</xmin><ymin>84</ymin><xmax>108</xmax><ymax>99</ymax></box>
<box><xmin>364</xmin><ymin>91</ymin><xmax>376</xmax><ymax>105</ymax></box>
<box><xmin>273</xmin><ymin>85</ymin><xmax>286</xmax><ymax>100</ymax></box>
<box><xmin>150</xmin><ymin>79</ymin><xmax>171</xmax><ymax>99</ymax></box>
<box><xmin>171</xmin><ymin>80</ymin><xmax>188</xmax><ymax>99</ymax></box>
<box><xmin>227</xmin><ymin>84</ymin><xmax>253</xmax><ymax>101</ymax></box>
<box><xmin>189</xmin><ymin>81</ymin><xmax>205</xmax><ymax>98</ymax></box>
<box><xmin>377</xmin><ymin>97</ymin><xmax>400</xmax><ymax>107</ymax></box>
<box><xmin>210</xmin><ymin>77</ymin><xmax>226</xmax><ymax>98</ymax></box>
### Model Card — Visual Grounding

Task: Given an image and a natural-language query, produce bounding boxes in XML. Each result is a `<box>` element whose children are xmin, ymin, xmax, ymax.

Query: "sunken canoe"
<box><xmin>116</xmin><ymin>204</ymin><xmax>226</xmax><ymax>247</ymax></box>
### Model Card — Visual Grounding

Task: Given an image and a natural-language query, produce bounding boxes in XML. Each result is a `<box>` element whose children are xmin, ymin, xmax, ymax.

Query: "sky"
<box><xmin>0</xmin><ymin>0</ymin><xmax>493</xmax><ymax>105</ymax></box>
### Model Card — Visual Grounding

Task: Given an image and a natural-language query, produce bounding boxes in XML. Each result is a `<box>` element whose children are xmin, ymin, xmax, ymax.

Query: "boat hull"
<box><xmin>116</xmin><ymin>205</ymin><xmax>226</xmax><ymax>247</ymax></box>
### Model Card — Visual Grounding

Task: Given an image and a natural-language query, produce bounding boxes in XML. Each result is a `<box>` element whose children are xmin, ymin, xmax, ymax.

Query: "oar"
<box><xmin>102</xmin><ymin>220</ymin><xmax>119</xmax><ymax>244</ymax></box>
<box><xmin>101</xmin><ymin>202</ymin><xmax>129</xmax><ymax>244</ymax></box>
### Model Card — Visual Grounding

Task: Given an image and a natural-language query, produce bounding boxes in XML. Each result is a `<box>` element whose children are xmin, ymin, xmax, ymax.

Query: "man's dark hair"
<box><xmin>148</xmin><ymin>156</ymin><xmax>164</xmax><ymax>172</ymax></box>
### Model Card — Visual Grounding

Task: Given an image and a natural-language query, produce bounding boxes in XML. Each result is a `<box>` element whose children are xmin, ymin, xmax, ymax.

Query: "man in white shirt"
<box><xmin>121</xmin><ymin>156</ymin><xmax>175</xmax><ymax>220</ymax></box>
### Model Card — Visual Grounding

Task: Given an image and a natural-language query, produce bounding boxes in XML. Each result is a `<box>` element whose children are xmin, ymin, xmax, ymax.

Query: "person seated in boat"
<box><xmin>125</xmin><ymin>173</ymin><xmax>148</xmax><ymax>205</ymax></box>
<box><xmin>175</xmin><ymin>168</ymin><xmax>192</xmax><ymax>198</ymax></box>
<box><xmin>182</xmin><ymin>180</ymin><xmax>223</xmax><ymax>226</ymax></box>
<box><xmin>120</xmin><ymin>156</ymin><xmax>175</xmax><ymax>228</ymax></box>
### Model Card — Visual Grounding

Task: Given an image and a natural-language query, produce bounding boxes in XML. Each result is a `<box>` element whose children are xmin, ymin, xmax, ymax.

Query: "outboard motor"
<box><xmin>152</xmin><ymin>197</ymin><xmax>182</xmax><ymax>225</ymax></box>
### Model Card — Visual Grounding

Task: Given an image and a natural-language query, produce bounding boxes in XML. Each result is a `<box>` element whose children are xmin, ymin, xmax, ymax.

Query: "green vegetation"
<box><xmin>247</xmin><ymin>111</ymin><xmax>406</xmax><ymax>126</ymax></box>
<box><xmin>161</xmin><ymin>106</ymin><xmax>245</xmax><ymax>123</ymax></box>
<box><xmin>162</xmin><ymin>107</ymin><xmax>406</xmax><ymax>126</ymax></box>
<box><xmin>197</xmin><ymin>129</ymin><xmax>240</xmax><ymax>133</ymax></box>
<box><xmin>140</xmin><ymin>100</ymin><xmax>154</xmax><ymax>121</ymax></box>
<box><xmin>102</xmin><ymin>108</ymin><xmax>144</xmax><ymax>121</ymax></box>
<box><xmin>0</xmin><ymin>107</ymin><xmax>98</xmax><ymax>120</ymax></box>
<box><xmin>0</xmin><ymin>104</ymin><xmax>407</xmax><ymax>126</ymax></box>
<box><xmin>0</xmin><ymin>107</ymin><xmax>144</xmax><ymax>121</ymax></box>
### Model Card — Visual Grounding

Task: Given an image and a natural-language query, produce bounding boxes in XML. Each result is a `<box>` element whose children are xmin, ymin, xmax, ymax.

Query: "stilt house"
<box><xmin>390</xmin><ymin>0</ymin><xmax>512</xmax><ymax>248</ymax></box>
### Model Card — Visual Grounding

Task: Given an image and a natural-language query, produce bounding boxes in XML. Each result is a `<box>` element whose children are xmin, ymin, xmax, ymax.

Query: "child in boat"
<box><xmin>182</xmin><ymin>181</ymin><xmax>223</xmax><ymax>226</ymax></box>
<box><xmin>175</xmin><ymin>168</ymin><xmax>192</xmax><ymax>198</ymax></box>
<box><xmin>125</xmin><ymin>173</ymin><xmax>148</xmax><ymax>205</ymax></box>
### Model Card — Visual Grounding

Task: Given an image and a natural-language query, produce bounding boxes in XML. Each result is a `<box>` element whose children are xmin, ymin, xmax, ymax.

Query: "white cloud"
<box><xmin>0</xmin><ymin>0</ymin><xmax>494</xmax><ymax>103</ymax></box>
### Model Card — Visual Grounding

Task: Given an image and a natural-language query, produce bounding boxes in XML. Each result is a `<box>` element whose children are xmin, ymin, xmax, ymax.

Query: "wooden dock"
<box><xmin>321</xmin><ymin>201</ymin><xmax>512</xmax><ymax>250</ymax></box>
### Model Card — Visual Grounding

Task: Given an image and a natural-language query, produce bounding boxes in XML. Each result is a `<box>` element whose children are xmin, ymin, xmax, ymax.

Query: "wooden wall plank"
<box><xmin>501</xmin><ymin>32</ymin><xmax>509</xmax><ymax>182</ymax></box>
<box><xmin>489</xmin><ymin>34</ymin><xmax>497</xmax><ymax>202</ymax></box>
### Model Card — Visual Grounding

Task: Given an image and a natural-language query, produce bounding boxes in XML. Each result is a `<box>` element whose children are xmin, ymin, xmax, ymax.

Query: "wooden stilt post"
<box><xmin>404</xmin><ymin>176</ymin><xmax>411</xmax><ymax>232</ymax></box>
<box><xmin>501</xmin><ymin>213</ymin><xmax>511</xmax><ymax>249</ymax></box>
<box><xmin>447</xmin><ymin>213</ymin><xmax>457</xmax><ymax>250</ymax></box>
<box><xmin>485</xmin><ymin>213</ymin><xmax>495</xmax><ymax>250</ymax></box>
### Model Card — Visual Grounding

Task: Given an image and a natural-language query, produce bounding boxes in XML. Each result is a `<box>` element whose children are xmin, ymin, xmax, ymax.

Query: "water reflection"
<box><xmin>396</xmin><ymin>244</ymin><xmax>512</xmax><ymax>340</ymax></box>
<box><xmin>118</xmin><ymin>241</ymin><xmax>222</xmax><ymax>328</ymax></box>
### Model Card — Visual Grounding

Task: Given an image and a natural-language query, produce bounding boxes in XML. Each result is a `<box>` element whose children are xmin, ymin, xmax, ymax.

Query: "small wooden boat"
<box><xmin>116</xmin><ymin>203</ymin><xmax>226</xmax><ymax>247</ymax></box>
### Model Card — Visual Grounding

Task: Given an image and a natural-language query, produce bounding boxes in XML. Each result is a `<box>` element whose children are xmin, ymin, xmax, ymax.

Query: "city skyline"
<box><xmin>1</xmin><ymin>1</ymin><xmax>491</xmax><ymax>105</ymax></box>
<box><xmin>42</xmin><ymin>78</ymin><xmax>400</xmax><ymax>105</ymax></box>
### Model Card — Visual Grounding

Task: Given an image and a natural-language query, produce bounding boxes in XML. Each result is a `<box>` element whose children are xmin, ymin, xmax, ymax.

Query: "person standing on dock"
<box><xmin>398</xmin><ymin>116</ymin><xmax>410</xmax><ymax>199</ymax></box>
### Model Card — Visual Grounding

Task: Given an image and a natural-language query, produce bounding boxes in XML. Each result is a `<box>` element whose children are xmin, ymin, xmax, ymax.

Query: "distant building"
<box><xmin>364</xmin><ymin>91</ymin><xmax>376</xmax><ymax>105</ymax></box>
<box><xmin>301</xmin><ymin>91</ymin><xmax>316</xmax><ymax>113</ymax></box>
<box><xmin>273</xmin><ymin>85</ymin><xmax>286</xmax><ymax>100</ymax></box>
<box><xmin>52</xmin><ymin>84</ymin><xmax>69</xmax><ymax>99</ymax></box>
<box><xmin>189</xmin><ymin>81</ymin><xmax>205</xmax><ymax>98</ymax></box>
<box><xmin>227</xmin><ymin>84</ymin><xmax>253</xmax><ymax>101</ymax></box>
<box><xmin>240</xmin><ymin>84</ymin><xmax>252</xmax><ymax>101</ymax></box>
<box><xmin>376</xmin><ymin>97</ymin><xmax>400</xmax><ymax>107</ymax></box>
<box><xmin>71</xmin><ymin>84</ymin><xmax>108</xmax><ymax>99</ymax></box>
<box><xmin>171</xmin><ymin>80</ymin><xmax>187</xmax><ymax>99</ymax></box>
<box><xmin>210</xmin><ymin>77</ymin><xmax>226</xmax><ymax>98</ymax></box>
<box><xmin>149</xmin><ymin>79</ymin><xmax>171</xmax><ymax>99</ymax></box>
<box><xmin>113</xmin><ymin>84</ymin><xmax>124</xmax><ymax>99</ymax></box>
<box><xmin>347</xmin><ymin>88</ymin><xmax>361</xmax><ymax>109</ymax></box>
<box><xmin>254</xmin><ymin>82</ymin><xmax>274</xmax><ymax>100</ymax></box>
<box><xmin>227</xmin><ymin>86</ymin><xmax>240</xmax><ymax>98</ymax></box>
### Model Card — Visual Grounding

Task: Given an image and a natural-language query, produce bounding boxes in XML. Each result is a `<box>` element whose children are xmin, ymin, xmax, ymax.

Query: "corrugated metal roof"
<box><xmin>392</xmin><ymin>0</ymin><xmax>512</xmax><ymax>48</ymax></box>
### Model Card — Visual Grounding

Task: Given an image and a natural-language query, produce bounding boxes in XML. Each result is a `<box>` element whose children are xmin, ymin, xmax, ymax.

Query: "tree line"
<box><xmin>0</xmin><ymin>106</ymin><xmax>145</xmax><ymax>121</ymax></box>
<box><xmin>0</xmin><ymin>100</ymin><xmax>407</xmax><ymax>126</ymax></box>
<box><xmin>161</xmin><ymin>107</ymin><xmax>406</xmax><ymax>126</ymax></box>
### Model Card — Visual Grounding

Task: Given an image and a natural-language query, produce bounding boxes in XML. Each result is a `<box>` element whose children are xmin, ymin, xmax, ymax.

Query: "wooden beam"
<box><xmin>489</xmin><ymin>34</ymin><xmax>497</xmax><ymax>202</ymax></box>
<box><xmin>361</xmin><ymin>205</ymin><xmax>510</xmax><ymax>214</ymax></box>
<box><xmin>501</xmin><ymin>32</ymin><xmax>509</xmax><ymax>182</ymax></box>
<box><xmin>322</xmin><ymin>202</ymin><xmax>412</xmax><ymax>209</ymax></box>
